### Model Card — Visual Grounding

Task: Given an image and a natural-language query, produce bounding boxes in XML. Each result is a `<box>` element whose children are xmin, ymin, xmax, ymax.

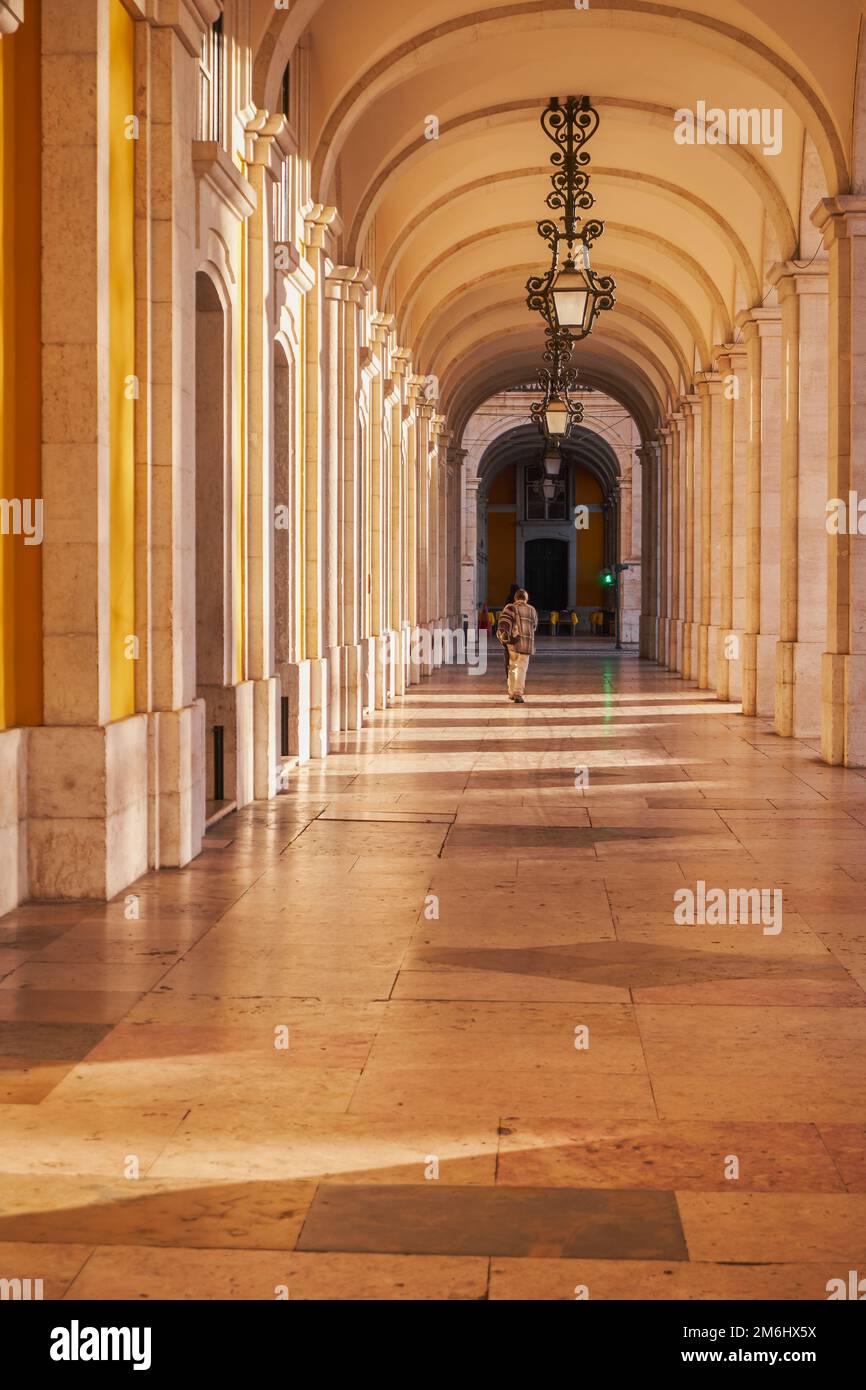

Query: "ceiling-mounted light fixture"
<box><xmin>529</xmin><ymin>332</ymin><xmax>584</xmax><ymax>442</ymax></box>
<box><xmin>525</xmin><ymin>96</ymin><xmax>616</xmax><ymax>344</ymax></box>
<box><xmin>543</xmin><ymin>444</ymin><xmax>562</xmax><ymax>479</ymax></box>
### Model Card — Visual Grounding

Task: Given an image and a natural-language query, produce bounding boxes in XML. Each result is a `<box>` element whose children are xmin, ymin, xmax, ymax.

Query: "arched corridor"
<box><xmin>2</xmin><ymin>0</ymin><xmax>866</xmax><ymax>1311</ymax></box>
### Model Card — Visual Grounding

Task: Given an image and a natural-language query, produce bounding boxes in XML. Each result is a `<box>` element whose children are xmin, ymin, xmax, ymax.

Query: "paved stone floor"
<box><xmin>2</xmin><ymin>649</ymin><xmax>866</xmax><ymax>1300</ymax></box>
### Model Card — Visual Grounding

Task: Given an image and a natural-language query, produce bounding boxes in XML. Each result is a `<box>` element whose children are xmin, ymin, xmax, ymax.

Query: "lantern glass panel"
<box><xmin>545</xmin><ymin>397</ymin><xmax>569</xmax><ymax>437</ymax></box>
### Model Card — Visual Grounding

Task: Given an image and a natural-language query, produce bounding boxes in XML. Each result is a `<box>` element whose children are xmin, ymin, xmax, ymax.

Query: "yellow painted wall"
<box><xmin>573</xmin><ymin>466</ymin><xmax>605</xmax><ymax>607</ymax></box>
<box><xmin>488</xmin><ymin>463</ymin><xmax>515</xmax><ymax>504</ymax></box>
<box><xmin>576</xmin><ymin>513</ymin><xmax>605</xmax><ymax>606</ymax></box>
<box><xmin>0</xmin><ymin>7</ymin><xmax>43</xmax><ymax>730</ymax></box>
<box><xmin>109</xmin><ymin>0</ymin><xmax>136</xmax><ymax>721</ymax></box>
<box><xmin>486</xmin><ymin>511</ymin><xmax>516</xmax><ymax>607</ymax></box>
<box><xmin>486</xmin><ymin>464</ymin><xmax>516</xmax><ymax>606</ymax></box>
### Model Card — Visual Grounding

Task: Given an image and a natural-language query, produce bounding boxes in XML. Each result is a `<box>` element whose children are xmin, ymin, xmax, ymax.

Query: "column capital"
<box><xmin>406</xmin><ymin>375</ymin><xmax>428</xmax><ymax>407</ymax></box>
<box><xmin>147</xmin><ymin>0</ymin><xmax>221</xmax><ymax>58</ymax></box>
<box><xmin>715</xmin><ymin>341</ymin><xmax>749</xmax><ymax>370</ymax></box>
<box><xmin>694</xmin><ymin>370</ymin><xmax>725</xmax><ymax>395</ymax></box>
<box><xmin>389</xmin><ymin>350</ymin><xmax>412</xmax><ymax>388</ymax></box>
<box><xmin>245</xmin><ymin>112</ymin><xmax>298</xmax><ymax>173</ymax></box>
<box><xmin>812</xmin><ymin>194</ymin><xmax>866</xmax><ymax>244</ymax></box>
<box><xmin>766</xmin><ymin>259</ymin><xmax>829</xmax><ymax>302</ymax></box>
<box><xmin>370</xmin><ymin>311</ymin><xmax>396</xmax><ymax>347</ymax></box>
<box><xmin>304</xmin><ymin>204</ymin><xmax>342</xmax><ymax>251</ymax></box>
<box><xmin>325</xmin><ymin>264</ymin><xmax>373</xmax><ymax>303</ymax></box>
<box><xmin>735</xmin><ymin>305</ymin><xmax>782</xmax><ymax>338</ymax></box>
<box><xmin>677</xmin><ymin>392</ymin><xmax>702</xmax><ymax>414</ymax></box>
<box><xmin>636</xmin><ymin>441</ymin><xmax>661</xmax><ymax>465</ymax></box>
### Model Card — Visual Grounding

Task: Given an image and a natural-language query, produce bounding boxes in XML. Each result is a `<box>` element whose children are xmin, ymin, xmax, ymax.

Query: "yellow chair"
<box><xmin>550</xmin><ymin>610</ymin><xmax>559</xmax><ymax>635</ymax></box>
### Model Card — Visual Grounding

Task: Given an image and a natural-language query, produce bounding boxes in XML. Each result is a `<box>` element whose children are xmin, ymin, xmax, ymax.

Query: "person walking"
<box><xmin>496</xmin><ymin>587</ymin><xmax>538</xmax><ymax>703</ymax></box>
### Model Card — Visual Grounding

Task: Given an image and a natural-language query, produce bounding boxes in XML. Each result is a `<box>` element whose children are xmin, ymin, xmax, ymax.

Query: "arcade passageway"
<box><xmin>2</xmin><ymin>650</ymin><xmax>865</xmax><ymax>1298</ymax></box>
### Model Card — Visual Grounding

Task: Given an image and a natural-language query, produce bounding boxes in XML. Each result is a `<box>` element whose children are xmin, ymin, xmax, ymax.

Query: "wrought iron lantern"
<box><xmin>526</xmin><ymin>96</ymin><xmax>616</xmax><ymax>343</ymax></box>
<box><xmin>529</xmin><ymin>332</ymin><xmax>584</xmax><ymax>441</ymax></box>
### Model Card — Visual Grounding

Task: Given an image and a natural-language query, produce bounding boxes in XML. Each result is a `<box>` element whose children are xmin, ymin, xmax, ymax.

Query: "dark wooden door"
<box><xmin>524</xmin><ymin>538</ymin><xmax>568</xmax><ymax>611</ymax></box>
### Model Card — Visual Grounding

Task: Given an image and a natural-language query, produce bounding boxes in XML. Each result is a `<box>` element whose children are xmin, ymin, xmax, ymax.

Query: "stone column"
<box><xmin>661</xmin><ymin>428</ymin><xmax>675</xmax><ymax>667</ymax></box>
<box><xmin>303</xmin><ymin>206</ymin><xmax>340</xmax><ymax>755</ymax></box>
<box><xmin>416</xmin><ymin>400</ymin><xmax>433</xmax><ymax>672</ymax></box>
<box><xmin>637</xmin><ymin>442</ymin><xmax>658</xmax><ymax>659</ymax></box>
<box><xmin>31</xmin><ymin>0</ymin><xmax>149</xmax><ymax>900</ymax></box>
<box><xmin>462</xmin><ymin>470</ymin><xmax>479</xmax><ymax>621</ymax></box>
<box><xmin>694</xmin><ymin>372</ymin><xmax>723</xmax><ymax>690</ymax></box>
<box><xmin>390</xmin><ymin>349</ymin><xmax>411</xmax><ymax>695</ymax></box>
<box><xmin>812</xmin><ymin>196</ymin><xmax>866</xmax><ymax>765</ymax></box>
<box><xmin>405</xmin><ymin>377</ymin><xmax>422</xmax><ymax>681</ymax></box>
<box><xmin>715</xmin><ymin>347</ymin><xmax>749</xmax><ymax>700</ymax></box>
<box><xmin>667</xmin><ymin>414</ymin><xmax>683</xmax><ymax>669</ymax></box>
<box><xmin>680</xmin><ymin>398</ymin><xmax>699</xmax><ymax>680</ymax></box>
<box><xmin>246</xmin><ymin>115</ymin><xmax>287</xmax><ymax>799</ymax></box>
<box><xmin>768</xmin><ymin>260</ymin><xmax>829</xmax><ymax>739</ymax></box>
<box><xmin>739</xmin><ymin>307</ymin><xmax>782</xmax><ymax>716</ymax></box>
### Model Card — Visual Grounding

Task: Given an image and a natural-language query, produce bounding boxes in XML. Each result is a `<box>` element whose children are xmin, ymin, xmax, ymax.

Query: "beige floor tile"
<box><xmin>0</xmin><ymin>1241</ymin><xmax>93</xmax><ymax>1299</ymax></box>
<box><xmin>678</xmin><ymin>1192</ymin><xmax>866</xmax><ymax>1262</ymax></box>
<box><xmin>63</xmin><ymin>1245</ymin><xmax>489</xmax><ymax>1300</ymax></box>
<box><xmin>149</xmin><ymin>1113</ymin><xmax>499</xmax><ymax>1182</ymax></box>
<box><xmin>488</xmin><ymin>1257</ymin><xmax>848</xmax><ymax>1301</ymax></box>
<box><xmin>496</xmin><ymin>1119</ymin><xmax>843</xmax><ymax>1190</ymax></box>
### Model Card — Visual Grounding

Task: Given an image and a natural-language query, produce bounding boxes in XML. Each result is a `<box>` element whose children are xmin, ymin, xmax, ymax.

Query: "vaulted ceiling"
<box><xmin>252</xmin><ymin>0</ymin><xmax>864</xmax><ymax>440</ymax></box>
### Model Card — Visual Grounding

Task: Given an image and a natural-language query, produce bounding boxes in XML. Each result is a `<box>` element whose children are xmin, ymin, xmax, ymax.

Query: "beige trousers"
<box><xmin>507</xmin><ymin>650</ymin><xmax>530</xmax><ymax>696</ymax></box>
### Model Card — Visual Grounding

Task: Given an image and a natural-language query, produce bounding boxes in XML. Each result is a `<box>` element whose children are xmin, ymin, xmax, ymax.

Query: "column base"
<box><xmin>280</xmin><ymin>660</ymin><xmax>311</xmax><ymax>764</ymax></box>
<box><xmin>741</xmin><ymin>632</ymin><xmax>757</xmax><ymax>715</ymax></box>
<box><xmin>0</xmin><ymin>727</ymin><xmax>28</xmax><ymax>914</ymax></box>
<box><xmin>697</xmin><ymin>624</ymin><xmax>710</xmax><ymax>688</ymax></box>
<box><xmin>755</xmin><ymin>632</ymin><xmax>778</xmax><ymax>718</ymax></box>
<box><xmin>822</xmin><ymin>650</ymin><xmax>866</xmax><ymax>766</ymax></box>
<box><xmin>327</xmin><ymin>646</ymin><xmax>343</xmax><ymax>736</ymax></box>
<box><xmin>28</xmin><ymin>715</ymin><xmax>149</xmax><ymax>901</ymax></box>
<box><xmin>681</xmin><ymin>621</ymin><xmax>693</xmax><ymax>680</ymax></box>
<box><xmin>657</xmin><ymin>618</ymin><xmax>668</xmax><ymax>667</ymax></box>
<box><xmin>775</xmin><ymin>639</ymin><xmax>822</xmax><ymax>739</ymax></box>
<box><xmin>361</xmin><ymin>636</ymin><xmax>377</xmax><ymax>714</ymax></box>
<box><xmin>669</xmin><ymin>619</ymin><xmax>683</xmax><ymax>672</ymax></box>
<box><xmin>199</xmin><ymin>681</ymin><xmax>255</xmax><ymax>810</ymax></box>
<box><xmin>373</xmin><ymin>631</ymin><xmax>398</xmax><ymax>709</ymax></box>
<box><xmin>253</xmin><ymin>677</ymin><xmax>280</xmax><ymax>800</ymax></box>
<box><xmin>339</xmin><ymin>645</ymin><xmax>362</xmax><ymax>732</ymax></box>
<box><xmin>409</xmin><ymin>626</ymin><xmax>424</xmax><ymax>684</ymax></box>
<box><xmin>706</xmin><ymin>624</ymin><xmax>719</xmax><ymax>691</ymax></box>
<box><xmin>718</xmin><ymin>629</ymin><xmax>745</xmax><ymax>703</ymax></box>
<box><xmin>310</xmin><ymin>657</ymin><xmax>330</xmax><ymax>758</ymax></box>
<box><xmin>422</xmin><ymin>621</ymin><xmax>436</xmax><ymax>677</ymax></box>
<box><xmin>150</xmin><ymin>700</ymin><xmax>205</xmax><ymax>869</ymax></box>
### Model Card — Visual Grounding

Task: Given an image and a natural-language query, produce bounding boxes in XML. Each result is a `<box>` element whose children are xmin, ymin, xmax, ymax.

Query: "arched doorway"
<box><xmin>524</xmin><ymin>537</ymin><xmax>568</xmax><ymax>612</ymax></box>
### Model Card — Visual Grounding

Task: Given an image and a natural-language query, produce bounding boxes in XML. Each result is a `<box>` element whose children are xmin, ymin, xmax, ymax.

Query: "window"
<box><xmin>525</xmin><ymin>463</ymin><xmax>567</xmax><ymax>520</ymax></box>
<box><xmin>280</xmin><ymin>61</ymin><xmax>291</xmax><ymax>120</ymax></box>
<box><xmin>197</xmin><ymin>14</ymin><xmax>224</xmax><ymax>143</ymax></box>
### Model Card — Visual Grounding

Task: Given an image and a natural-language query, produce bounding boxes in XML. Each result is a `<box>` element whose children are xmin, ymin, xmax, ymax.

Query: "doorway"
<box><xmin>524</xmin><ymin>537</ymin><xmax>568</xmax><ymax>611</ymax></box>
